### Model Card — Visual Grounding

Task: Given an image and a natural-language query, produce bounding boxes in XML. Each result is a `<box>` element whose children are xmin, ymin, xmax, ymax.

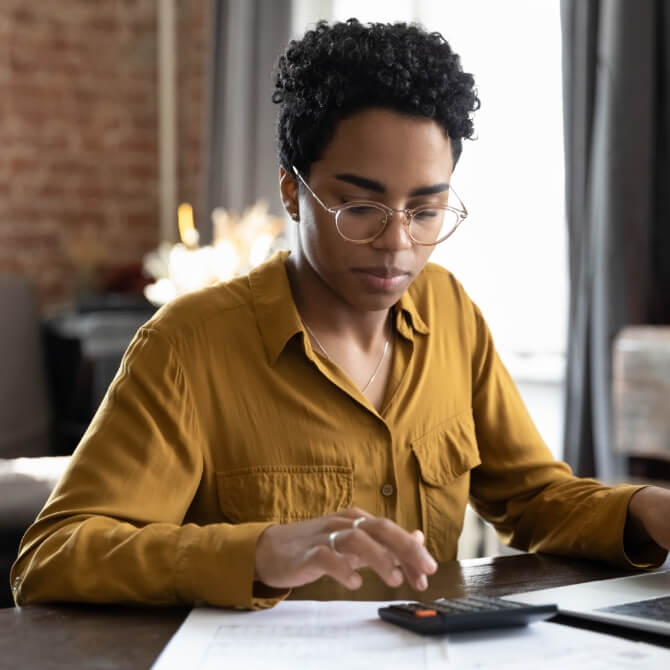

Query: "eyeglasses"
<box><xmin>292</xmin><ymin>166</ymin><xmax>468</xmax><ymax>246</ymax></box>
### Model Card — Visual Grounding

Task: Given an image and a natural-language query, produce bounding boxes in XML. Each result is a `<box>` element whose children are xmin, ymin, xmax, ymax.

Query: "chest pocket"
<box><xmin>411</xmin><ymin>409</ymin><xmax>481</xmax><ymax>560</ymax></box>
<box><xmin>216</xmin><ymin>465</ymin><xmax>353</xmax><ymax>523</ymax></box>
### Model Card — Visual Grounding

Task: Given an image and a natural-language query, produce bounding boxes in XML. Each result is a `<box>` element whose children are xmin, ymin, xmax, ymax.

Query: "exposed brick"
<box><xmin>11</xmin><ymin>6</ymin><xmax>36</xmax><ymax>27</ymax></box>
<box><xmin>1</xmin><ymin>0</ymin><xmax>207</xmax><ymax>308</ymax></box>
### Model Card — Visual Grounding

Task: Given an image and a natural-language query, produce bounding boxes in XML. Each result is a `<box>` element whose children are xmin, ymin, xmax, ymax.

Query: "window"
<box><xmin>292</xmin><ymin>1</ymin><xmax>567</xmax><ymax>457</ymax></box>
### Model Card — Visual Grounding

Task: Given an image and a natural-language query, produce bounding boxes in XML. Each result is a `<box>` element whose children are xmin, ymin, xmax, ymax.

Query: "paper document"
<box><xmin>151</xmin><ymin>600</ymin><xmax>448</xmax><ymax>670</ymax></box>
<box><xmin>152</xmin><ymin>600</ymin><xmax>670</xmax><ymax>670</ymax></box>
<box><xmin>448</xmin><ymin>620</ymin><xmax>670</xmax><ymax>669</ymax></box>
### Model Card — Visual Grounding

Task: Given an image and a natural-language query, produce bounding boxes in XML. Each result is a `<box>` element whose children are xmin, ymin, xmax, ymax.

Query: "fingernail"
<box><xmin>390</xmin><ymin>568</ymin><xmax>403</xmax><ymax>586</ymax></box>
<box><xmin>424</xmin><ymin>557</ymin><xmax>437</xmax><ymax>573</ymax></box>
<box><xmin>417</xmin><ymin>575</ymin><xmax>428</xmax><ymax>590</ymax></box>
<box><xmin>349</xmin><ymin>573</ymin><xmax>362</xmax><ymax>589</ymax></box>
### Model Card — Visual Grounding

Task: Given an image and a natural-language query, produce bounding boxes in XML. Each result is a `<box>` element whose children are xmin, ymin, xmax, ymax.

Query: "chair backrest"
<box><xmin>0</xmin><ymin>275</ymin><xmax>50</xmax><ymax>457</ymax></box>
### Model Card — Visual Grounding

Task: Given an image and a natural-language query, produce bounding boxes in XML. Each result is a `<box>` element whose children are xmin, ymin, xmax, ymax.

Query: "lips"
<box><xmin>352</xmin><ymin>266</ymin><xmax>410</xmax><ymax>292</ymax></box>
<box><xmin>354</xmin><ymin>266</ymin><xmax>409</xmax><ymax>278</ymax></box>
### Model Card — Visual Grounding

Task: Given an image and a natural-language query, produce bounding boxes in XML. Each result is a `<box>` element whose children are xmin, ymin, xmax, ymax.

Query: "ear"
<box><xmin>279</xmin><ymin>167</ymin><xmax>300</xmax><ymax>221</ymax></box>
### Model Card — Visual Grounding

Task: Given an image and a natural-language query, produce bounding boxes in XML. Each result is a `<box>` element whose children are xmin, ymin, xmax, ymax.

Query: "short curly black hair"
<box><xmin>272</xmin><ymin>19</ymin><xmax>480</xmax><ymax>176</ymax></box>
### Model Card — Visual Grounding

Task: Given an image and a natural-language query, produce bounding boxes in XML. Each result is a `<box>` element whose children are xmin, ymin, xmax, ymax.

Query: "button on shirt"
<box><xmin>11</xmin><ymin>251</ymin><xmax>666</xmax><ymax>610</ymax></box>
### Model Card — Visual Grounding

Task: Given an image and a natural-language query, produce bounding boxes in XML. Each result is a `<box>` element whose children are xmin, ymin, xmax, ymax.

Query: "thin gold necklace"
<box><xmin>302</xmin><ymin>318</ymin><xmax>391</xmax><ymax>392</ymax></box>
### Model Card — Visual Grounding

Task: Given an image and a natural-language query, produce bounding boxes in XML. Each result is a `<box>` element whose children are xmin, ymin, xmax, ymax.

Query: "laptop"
<box><xmin>504</xmin><ymin>568</ymin><xmax>670</xmax><ymax>636</ymax></box>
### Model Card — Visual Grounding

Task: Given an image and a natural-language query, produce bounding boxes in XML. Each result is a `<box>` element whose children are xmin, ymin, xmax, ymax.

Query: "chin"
<box><xmin>349</xmin><ymin>291</ymin><xmax>403</xmax><ymax>313</ymax></box>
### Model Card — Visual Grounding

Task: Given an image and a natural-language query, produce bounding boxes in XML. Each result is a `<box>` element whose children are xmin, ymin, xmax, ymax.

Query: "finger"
<box><xmin>329</xmin><ymin>512</ymin><xmax>397</xmax><ymax>570</ymax></box>
<box><xmin>346</xmin><ymin>517</ymin><xmax>432</xmax><ymax>579</ymax></box>
<box><xmin>305</xmin><ymin>544</ymin><xmax>362</xmax><ymax>590</ymax></box>
<box><xmin>329</xmin><ymin>527</ymin><xmax>405</xmax><ymax>587</ymax></box>
<box><xmin>336</xmin><ymin>507</ymin><xmax>375</xmax><ymax>522</ymax></box>
<box><xmin>339</xmin><ymin>516</ymin><xmax>400</xmax><ymax>568</ymax></box>
<box><xmin>360</xmin><ymin>518</ymin><xmax>437</xmax><ymax>590</ymax></box>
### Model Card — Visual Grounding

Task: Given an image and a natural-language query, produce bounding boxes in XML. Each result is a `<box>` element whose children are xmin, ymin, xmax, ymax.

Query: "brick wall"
<box><xmin>0</xmin><ymin>0</ymin><xmax>209</xmax><ymax>308</ymax></box>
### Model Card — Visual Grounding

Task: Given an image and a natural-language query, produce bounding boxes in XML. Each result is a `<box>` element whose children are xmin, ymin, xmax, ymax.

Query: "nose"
<box><xmin>370</xmin><ymin>210</ymin><xmax>413</xmax><ymax>251</ymax></box>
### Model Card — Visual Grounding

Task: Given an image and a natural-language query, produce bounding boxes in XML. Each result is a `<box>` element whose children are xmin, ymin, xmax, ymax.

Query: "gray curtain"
<box><xmin>562</xmin><ymin>0</ymin><xmax>670</xmax><ymax>479</ymax></box>
<box><xmin>201</xmin><ymin>0</ymin><xmax>291</xmax><ymax>242</ymax></box>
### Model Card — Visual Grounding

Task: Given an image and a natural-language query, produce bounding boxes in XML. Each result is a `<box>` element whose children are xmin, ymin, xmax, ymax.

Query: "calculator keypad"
<box><xmin>380</xmin><ymin>595</ymin><xmax>557</xmax><ymax>634</ymax></box>
<box><xmin>430</xmin><ymin>595</ymin><xmax>528</xmax><ymax>614</ymax></box>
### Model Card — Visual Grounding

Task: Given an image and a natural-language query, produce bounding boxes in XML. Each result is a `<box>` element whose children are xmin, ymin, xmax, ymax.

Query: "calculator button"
<box><xmin>414</xmin><ymin>609</ymin><xmax>437</xmax><ymax>617</ymax></box>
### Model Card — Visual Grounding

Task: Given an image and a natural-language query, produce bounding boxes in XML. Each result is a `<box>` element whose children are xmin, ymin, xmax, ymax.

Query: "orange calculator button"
<box><xmin>414</xmin><ymin>609</ymin><xmax>437</xmax><ymax>617</ymax></box>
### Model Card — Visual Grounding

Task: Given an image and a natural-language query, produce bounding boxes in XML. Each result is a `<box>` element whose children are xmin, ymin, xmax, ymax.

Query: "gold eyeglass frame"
<box><xmin>292</xmin><ymin>166</ymin><xmax>468</xmax><ymax>246</ymax></box>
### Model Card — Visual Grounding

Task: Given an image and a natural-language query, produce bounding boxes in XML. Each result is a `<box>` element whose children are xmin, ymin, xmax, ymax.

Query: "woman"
<box><xmin>12</xmin><ymin>19</ymin><xmax>669</xmax><ymax>610</ymax></box>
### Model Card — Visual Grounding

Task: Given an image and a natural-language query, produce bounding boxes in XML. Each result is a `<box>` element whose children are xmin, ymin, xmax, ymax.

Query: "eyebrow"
<box><xmin>334</xmin><ymin>173</ymin><xmax>450</xmax><ymax>197</ymax></box>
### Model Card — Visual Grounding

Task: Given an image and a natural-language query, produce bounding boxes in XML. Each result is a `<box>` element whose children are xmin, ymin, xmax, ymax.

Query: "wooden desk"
<box><xmin>1</xmin><ymin>553</ymin><xmax>668</xmax><ymax>669</ymax></box>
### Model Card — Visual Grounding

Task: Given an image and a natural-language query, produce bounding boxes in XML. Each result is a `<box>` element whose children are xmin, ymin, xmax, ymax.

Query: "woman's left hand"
<box><xmin>626</xmin><ymin>486</ymin><xmax>670</xmax><ymax>552</ymax></box>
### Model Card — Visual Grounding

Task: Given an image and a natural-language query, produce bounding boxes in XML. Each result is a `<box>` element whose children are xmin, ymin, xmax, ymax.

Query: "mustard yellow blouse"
<box><xmin>11</xmin><ymin>251</ymin><xmax>666</xmax><ymax>608</ymax></box>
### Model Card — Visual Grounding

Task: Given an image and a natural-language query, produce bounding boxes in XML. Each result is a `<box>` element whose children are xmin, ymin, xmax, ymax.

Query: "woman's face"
<box><xmin>283</xmin><ymin>108</ymin><xmax>455</xmax><ymax>313</ymax></box>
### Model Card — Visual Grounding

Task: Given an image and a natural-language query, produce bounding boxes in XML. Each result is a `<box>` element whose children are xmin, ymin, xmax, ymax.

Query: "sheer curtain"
<box><xmin>299</xmin><ymin>1</ymin><xmax>567</xmax><ymax>458</ymax></box>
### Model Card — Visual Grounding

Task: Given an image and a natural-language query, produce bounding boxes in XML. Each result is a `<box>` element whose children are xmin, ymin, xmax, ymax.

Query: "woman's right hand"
<box><xmin>254</xmin><ymin>507</ymin><xmax>437</xmax><ymax>591</ymax></box>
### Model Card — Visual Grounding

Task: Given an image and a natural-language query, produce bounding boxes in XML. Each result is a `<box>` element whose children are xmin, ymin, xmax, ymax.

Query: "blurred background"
<box><xmin>2</xmin><ymin>0</ymin><xmax>670</xmax><ymax>602</ymax></box>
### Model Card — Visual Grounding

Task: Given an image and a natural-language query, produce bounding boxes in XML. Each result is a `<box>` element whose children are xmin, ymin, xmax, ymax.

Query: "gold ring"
<box><xmin>329</xmin><ymin>530</ymin><xmax>344</xmax><ymax>557</ymax></box>
<box><xmin>352</xmin><ymin>516</ymin><xmax>367</xmax><ymax>529</ymax></box>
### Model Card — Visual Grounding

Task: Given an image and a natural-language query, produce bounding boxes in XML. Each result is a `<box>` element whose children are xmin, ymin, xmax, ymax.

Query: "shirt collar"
<box><xmin>396</xmin><ymin>284</ymin><xmax>430</xmax><ymax>337</ymax></box>
<box><xmin>250</xmin><ymin>250</ymin><xmax>430</xmax><ymax>365</ymax></box>
<box><xmin>249</xmin><ymin>250</ymin><xmax>304</xmax><ymax>366</ymax></box>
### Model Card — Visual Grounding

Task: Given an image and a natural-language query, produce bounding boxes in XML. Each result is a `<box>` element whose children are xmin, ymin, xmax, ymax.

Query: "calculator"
<box><xmin>378</xmin><ymin>595</ymin><xmax>558</xmax><ymax>635</ymax></box>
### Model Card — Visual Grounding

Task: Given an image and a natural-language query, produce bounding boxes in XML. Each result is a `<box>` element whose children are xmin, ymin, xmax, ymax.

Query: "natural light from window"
<box><xmin>292</xmin><ymin>0</ymin><xmax>567</xmax><ymax>457</ymax></box>
<box><xmin>297</xmin><ymin>0</ymin><xmax>567</xmax><ymax>359</ymax></box>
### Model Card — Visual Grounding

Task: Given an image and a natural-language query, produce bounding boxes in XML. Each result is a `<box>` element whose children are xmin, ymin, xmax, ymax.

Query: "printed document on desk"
<box><xmin>448</xmin><ymin>620</ymin><xmax>670</xmax><ymax>669</ymax></box>
<box><xmin>151</xmin><ymin>600</ymin><xmax>670</xmax><ymax>670</ymax></box>
<box><xmin>151</xmin><ymin>600</ymin><xmax>448</xmax><ymax>670</ymax></box>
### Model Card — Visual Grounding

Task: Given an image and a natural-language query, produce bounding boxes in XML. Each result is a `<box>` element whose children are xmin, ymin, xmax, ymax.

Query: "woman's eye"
<box><xmin>415</xmin><ymin>209</ymin><xmax>439</xmax><ymax>220</ymax></box>
<box><xmin>347</xmin><ymin>205</ymin><xmax>377</xmax><ymax>216</ymax></box>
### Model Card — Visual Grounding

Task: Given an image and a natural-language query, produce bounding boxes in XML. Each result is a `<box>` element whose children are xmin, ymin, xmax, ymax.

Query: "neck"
<box><xmin>286</xmin><ymin>253</ymin><xmax>391</xmax><ymax>351</ymax></box>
